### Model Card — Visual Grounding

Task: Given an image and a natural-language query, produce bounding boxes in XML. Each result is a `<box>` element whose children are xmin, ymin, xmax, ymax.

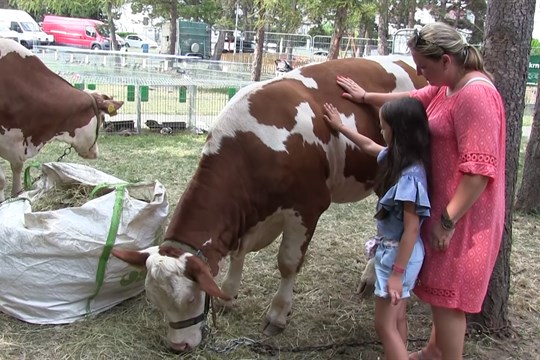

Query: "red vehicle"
<box><xmin>42</xmin><ymin>15</ymin><xmax>118</xmax><ymax>50</ymax></box>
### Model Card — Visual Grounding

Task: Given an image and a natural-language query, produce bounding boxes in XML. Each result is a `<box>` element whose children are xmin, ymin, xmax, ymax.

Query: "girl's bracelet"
<box><xmin>392</xmin><ymin>264</ymin><xmax>405</xmax><ymax>274</ymax></box>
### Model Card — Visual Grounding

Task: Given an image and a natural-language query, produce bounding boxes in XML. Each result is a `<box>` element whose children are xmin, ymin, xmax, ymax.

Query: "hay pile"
<box><xmin>31</xmin><ymin>185</ymin><xmax>98</xmax><ymax>212</ymax></box>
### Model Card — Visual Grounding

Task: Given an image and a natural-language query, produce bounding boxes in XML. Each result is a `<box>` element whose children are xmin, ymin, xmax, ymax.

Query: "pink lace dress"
<box><xmin>410</xmin><ymin>80</ymin><xmax>506</xmax><ymax>313</ymax></box>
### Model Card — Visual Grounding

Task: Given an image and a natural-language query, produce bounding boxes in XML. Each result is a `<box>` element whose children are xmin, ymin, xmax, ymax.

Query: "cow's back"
<box><xmin>203</xmin><ymin>57</ymin><xmax>426</xmax><ymax>205</ymax></box>
<box><xmin>0</xmin><ymin>39</ymin><xmax>92</xmax><ymax>147</ymax></box>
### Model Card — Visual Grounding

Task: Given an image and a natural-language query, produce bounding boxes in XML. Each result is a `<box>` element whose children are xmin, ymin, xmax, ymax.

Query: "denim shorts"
<box><xmin>373</xmin><ymin>239</ymin><xmax>425</xmax><ymax>299</ymax></box>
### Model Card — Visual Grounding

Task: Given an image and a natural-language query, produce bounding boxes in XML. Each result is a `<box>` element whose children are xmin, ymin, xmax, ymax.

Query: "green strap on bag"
<box><xmin>86</xmin><ymin>182</ymin><xmax>129</xmax><ymax>314</ymax></box>
<box><xmin>23</xmin><ymin>161</ymin><xmax>42</xmax><ymax>190</ymax></box>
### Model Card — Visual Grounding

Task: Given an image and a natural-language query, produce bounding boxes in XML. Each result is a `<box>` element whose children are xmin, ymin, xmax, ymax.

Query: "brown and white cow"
<box><xmin>112</xmin><ymin>56</ymin><xmax>427</xmax><ymax>351</ymax></box>
<box><xmin>0</xmin><ymin>39</ymin><xmax>123</xmax><ymax>202</ymax></box>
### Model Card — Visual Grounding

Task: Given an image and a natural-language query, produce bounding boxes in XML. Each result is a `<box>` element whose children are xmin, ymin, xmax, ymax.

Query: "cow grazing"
<box><xmin>0</xmin><ymin>39</ymin><xmax>124</xmax><ymax>202</ymax></box>
<box><xmin>112</xmin><ymin>56</ymin><xmax>427</xmax><ymax>351</ymax></box>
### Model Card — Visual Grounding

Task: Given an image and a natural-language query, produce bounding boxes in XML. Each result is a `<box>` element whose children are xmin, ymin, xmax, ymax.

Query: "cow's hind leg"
<box><xmin>262</xmin><ymin>213</ymin><xmax>315</xmax><ymax>336</ymax></box>
<box><xmin>0</xmin><ymin>165</ymin><xmax>5</xmax><ymax>202</ymax></box>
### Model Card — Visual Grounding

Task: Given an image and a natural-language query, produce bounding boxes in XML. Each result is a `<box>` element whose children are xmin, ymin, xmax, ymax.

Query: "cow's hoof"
<box><xmin>213</xmin><ymin>298</ymin><xmax>234</xmax><ymax>312</ymax></box>
<box><xmin>261</xmin><ymin>319</ymin><xmax>286</xmax><ymax>336</ymax></box>
<box><xmin>356</xmin><ymin>281</ymin><xmax>375</xmax><ymax>299</ymax></box>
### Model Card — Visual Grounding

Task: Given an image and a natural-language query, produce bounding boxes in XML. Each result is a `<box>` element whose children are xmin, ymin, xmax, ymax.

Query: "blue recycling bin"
<box><xmin>142</xmin><ymin>43</ymin><xmax>149</xmax><ymax>53</ymax></box>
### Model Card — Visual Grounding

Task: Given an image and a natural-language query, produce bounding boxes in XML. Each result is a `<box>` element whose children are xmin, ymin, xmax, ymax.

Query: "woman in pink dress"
<box><xmin>335</xmin><ymin>22</ymin><xmax>506</xmax><ymax>360</ymax></box>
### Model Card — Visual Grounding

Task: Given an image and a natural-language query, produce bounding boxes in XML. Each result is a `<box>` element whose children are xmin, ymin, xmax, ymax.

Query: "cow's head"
<box><xmin>69</xmin><ymin>92</ymin><xmax>124</xmax><ymax>159</ymax></box>
<box><xmin>111</xmin><ymin>246</ymin><xmax>230</xmax><ymax>352</ymax></box>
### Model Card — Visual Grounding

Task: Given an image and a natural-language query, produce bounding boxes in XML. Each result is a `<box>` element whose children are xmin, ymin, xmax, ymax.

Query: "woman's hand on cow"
<box><xmin>430</xmin><ymin>221</ymin><xmax>455</xmax><ymax>251</ymax></box>
<box><xmin>337</xmin><ymin>76</ymin><xmax>367</xmax><ymax>104</ymax></box>
<box><xmin>323</xmin><ymin>103</ymin><xmax>345</xmax><ymax>131</ymax></box>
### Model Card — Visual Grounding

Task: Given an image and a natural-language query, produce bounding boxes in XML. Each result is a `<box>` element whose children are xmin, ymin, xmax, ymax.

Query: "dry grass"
<box><xmin>31</xmin><ymin>185</ymin><xmax>96</xmax><ymax>212</ymax></box>
<box><xmin>0</xmin><ymin>132</ymin><xmax>539</xmax><ymax>360</ymax></box>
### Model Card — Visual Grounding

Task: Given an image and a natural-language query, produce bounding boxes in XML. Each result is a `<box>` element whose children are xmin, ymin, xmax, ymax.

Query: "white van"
<box><xmin>0</xmin><ymin>9</ymin><xmax>54</xmax><ymax>48</ymax></box>
<box><xmin>0</xmin><ymin>21</ymin><xmax>19</xmax><ymax>43</ymax></box>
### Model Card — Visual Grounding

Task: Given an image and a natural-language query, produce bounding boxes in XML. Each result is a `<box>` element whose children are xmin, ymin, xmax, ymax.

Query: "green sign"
<box><xmin>528</xmin><ymin>55</ymin><xmax>540</xmax><ymax>85</ymax></box>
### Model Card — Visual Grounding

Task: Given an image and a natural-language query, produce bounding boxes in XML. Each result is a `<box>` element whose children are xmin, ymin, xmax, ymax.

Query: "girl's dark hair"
<box><xmin>373</xmin><ymin>97</ymin><xmax>431</xmax><ymax>219</ymax></box>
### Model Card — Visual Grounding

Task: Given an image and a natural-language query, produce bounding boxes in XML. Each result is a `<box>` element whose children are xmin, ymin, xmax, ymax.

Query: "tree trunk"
<box><xmin>515</xmin><ymin>85</ymin><xmax>540</xmax><ymax>213</ymax></box>
<box><xmin>251</xmin><ymin>24</ymin><xmax>264</xmax><ymax>81</ymax></box>
<box><xmin>408</xmin><ymin>0</ymin><xmax>416</xmax><ymax>28</ymax></box>
<box><xmin>329</xmin><ymin>5</ymin><xmax>347</xmax><ymax>60</ymax></box>
<box><xmin>169</xmin><ymin>0</ymin><xmax>178</xmax><ymax>55</ymax></box>
<box><xmin>377</xmin><ymin>0</ymin><xmax>389</xmax><ymax>55</ymax></box>
<box><xmin>468</xmin><ymin>0</ymin><xmax>535</xmax><ymax>335</ymax></box>
<box><xmin>439</xmin><ymin>0</ymin><xmax>447</xmax><ymax>21</ymax></box>
<box><xmin>106</xmin><ymin>1</ymin><xmax>117</xmax><ymax>51</ymax></box>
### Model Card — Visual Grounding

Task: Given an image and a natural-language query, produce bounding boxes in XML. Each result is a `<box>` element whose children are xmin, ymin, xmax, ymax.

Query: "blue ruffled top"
<box><xmin>376</xmin><ymin>148</ymin><xmax>431</xmax><ymax>242</ymax></box>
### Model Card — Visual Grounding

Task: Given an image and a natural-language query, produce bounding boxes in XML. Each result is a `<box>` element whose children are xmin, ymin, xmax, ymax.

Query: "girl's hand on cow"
<box><xmin>337</xmin><ymin>76</ymin><xmax>367</xmax><ymax>103</ymax></box>
<box><xmin>430</xmin><ymin>221</ymin><xmax>455</xmax><ymax>251</ymax></box>
<box><xmin>323</xmin><ymin>103</ymin><xmax>345</xmax><ymax>131</ymax></box>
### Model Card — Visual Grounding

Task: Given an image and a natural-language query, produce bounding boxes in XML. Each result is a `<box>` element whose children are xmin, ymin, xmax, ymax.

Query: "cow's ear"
<box><xmin>111</xmin><ymin>248</ymin><xmax>150</xmax><ymax>268</ymax></box>
<box><xmin>185</xmin><ymin>257</ymin><xmax>231</xmax><ymax>301</ymax></box>
<box><xmin>104</xmin><ymin>100</ymin><xmax>124</xmax><ymax>116</ymax></box>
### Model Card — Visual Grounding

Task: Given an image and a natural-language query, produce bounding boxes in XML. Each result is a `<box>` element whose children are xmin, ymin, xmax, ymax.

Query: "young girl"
<box><xmin>323</xmin><ymin>97</ymin><xmax>431</xmax><ymax>360</ymax></box>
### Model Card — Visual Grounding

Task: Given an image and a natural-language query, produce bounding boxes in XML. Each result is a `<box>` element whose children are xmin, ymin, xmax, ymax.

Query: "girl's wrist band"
<box><xmin>392</xmin><ymin>264</ymin><xmax>405</xmax><ymax>274</ymax></box>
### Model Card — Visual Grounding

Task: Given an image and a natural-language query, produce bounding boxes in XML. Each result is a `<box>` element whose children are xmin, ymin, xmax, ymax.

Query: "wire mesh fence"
<box><xmin>35</xmin><ymin>44</ymin><xmax>538</xmax><ymax>134</ymax></box>
<box><xmin>36</xmin><ymin>46</ymin><xmax>254</xmax><ymax>133</ymax></box>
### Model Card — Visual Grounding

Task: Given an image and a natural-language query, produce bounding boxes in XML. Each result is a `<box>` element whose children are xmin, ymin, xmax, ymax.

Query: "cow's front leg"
<box><xmin>10</xmin><ymin>161</ymin><xmax>24</xmax><ymax>197</ymax></box>
<box><xmin>219</xmin><ymin>253</ymin><xmax>246</xmax><ymax>307</ymax></box>
<box><xmin>262</xmin><ymin>216</ymin><xmax>313</xmax><ymax>336</ymax></box>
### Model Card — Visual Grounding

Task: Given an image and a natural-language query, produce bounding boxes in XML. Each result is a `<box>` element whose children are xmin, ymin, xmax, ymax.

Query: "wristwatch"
<box><xmin>441</xmin><ymin>208</ymin><xmax>455</xmax><ymax>231</ymax></box>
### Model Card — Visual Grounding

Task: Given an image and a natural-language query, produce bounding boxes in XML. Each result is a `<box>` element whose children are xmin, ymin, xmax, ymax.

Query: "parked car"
<box><xmin>42</xmin><ymin>15</ymin><xmax>120</xmax><ymax>50</ymax></box>
<box><xmin>115</xmin><ymin>35</ymin><xmax>125</xmax><ymax>47</ymax></box>
<box><xmin>124</xmin><ymin>34</ymin><xmax>158</xmax><ymax>49</ymax></box>
<box><xmin>0</xmin><ymin>22</ymin><xmax>19</xmax><ymax>43</ymax></box>
<box><xmin>313</xmin><ymin>50</ymin><xmax>329</xmax><ymax>57</ymax></box>
<box><xmin>222</xmin><ymin>37</ymin><xmax>255</xmax><ymax>53</ymax></box>
<box><xmin>0</xmin><ymin>9</ymin><xmax>53</xmax><ymax>48</ymax></box>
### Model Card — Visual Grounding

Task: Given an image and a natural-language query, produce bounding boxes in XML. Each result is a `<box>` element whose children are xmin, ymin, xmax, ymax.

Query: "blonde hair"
<box><xmin>407</xmin><ymin>22</ymin><xmax>485</xmax><ymax>74</ymax></box>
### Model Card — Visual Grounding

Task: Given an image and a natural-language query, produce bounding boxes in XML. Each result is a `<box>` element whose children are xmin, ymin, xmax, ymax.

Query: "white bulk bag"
<box><xmin>0</xmin><ymin>162</ymin><xmax>169</xmax><ymax>324</ymax></box>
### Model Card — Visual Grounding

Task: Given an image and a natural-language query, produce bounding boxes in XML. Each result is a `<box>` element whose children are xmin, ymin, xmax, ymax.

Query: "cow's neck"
<box><xmin>163</xmin><ymin>172</ymin><xmax>245</xmax><ymax>276</ymax></box>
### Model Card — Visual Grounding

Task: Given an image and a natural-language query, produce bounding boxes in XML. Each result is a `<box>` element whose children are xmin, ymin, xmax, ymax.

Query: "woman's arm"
<box><xmin>432</xmin><ymin>174</ymin><xmax>489</xmax><ymax>251</ymax></box>
<box><xmin>323</xmin><ymin>103</ymin><xmax>384</xmax><ymax>158</ymax></box>
<box><xmin>446</xmin><ymin>174</ymin><xmax>489</xmax><ymax>222</ymax></box>
<box><xmin>336</xmin><ymin>75</ymin><xmax>410</xmax><ymax>107</ymax></box>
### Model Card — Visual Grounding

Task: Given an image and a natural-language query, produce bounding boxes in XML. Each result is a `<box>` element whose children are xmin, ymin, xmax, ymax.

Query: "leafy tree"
<box><xmin>10</xmin><ymin>0</ymin><xmax>105</xmax><ymax>20</ymax></box>
<box><xmin>471</xmin><ymin>0</ymin><xmax>535</xmax><ymax>334</ymax></box>
<box><xmin>10</xmin><ymin>0</ymin><xmax>126</xmax><ymax>50</ymax></box>
<box><xmin>531</xmin><ymin>39</ymin><xmax>540</xmax><ymax>55</ymax></box>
